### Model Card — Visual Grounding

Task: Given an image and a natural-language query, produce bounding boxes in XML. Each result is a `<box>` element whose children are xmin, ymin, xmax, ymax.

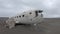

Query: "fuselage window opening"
<box><xmin>29</xmin><ymin>12</ymin><xmax>32</xmax><ymax>14</ymax></box>
<box><xmin>22</xmin><ymin>15</ymin><xmax>24</xmax><ymax>17</ymax></box>
<box><xmin>17</xmin><ymin>16</ymin><xmax>18</xmax><ymax>18</ymax></box>
<box><xmin>19</xmin><ymin>16</ymin><xmax>21</xmax><ymax>17</ymax></box>
<box><xmin>35</xmin><ymin>11</ymin><xmax>38</xmax><ymax>17</ymax></box>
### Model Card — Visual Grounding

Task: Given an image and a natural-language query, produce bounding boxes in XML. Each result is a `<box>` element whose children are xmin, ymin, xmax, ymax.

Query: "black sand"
<box><xmin>0</xmin><ymin>17</ymin><xmax>60</xmax><ymax>34</ymax></box>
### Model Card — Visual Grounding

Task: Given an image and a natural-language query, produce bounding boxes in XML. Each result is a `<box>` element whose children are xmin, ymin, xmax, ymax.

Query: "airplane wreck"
<box><xmin>5</xmin><ymin>9</ymin><xmax>44</xmax><ymax>29</ymax></box>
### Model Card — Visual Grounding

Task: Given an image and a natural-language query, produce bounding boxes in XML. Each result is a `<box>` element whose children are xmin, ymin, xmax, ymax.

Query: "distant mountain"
<box><xmin>0</xmin><ymin>17</ymin><xmax>9</xmax><ymax>21</ymax></box>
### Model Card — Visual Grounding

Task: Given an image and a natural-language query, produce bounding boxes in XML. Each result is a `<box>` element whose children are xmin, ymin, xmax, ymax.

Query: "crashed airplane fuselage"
<box><xmin>6</xmin><ymin>9</ymin><xmax>44</xmax><ymax>29</ymax></box>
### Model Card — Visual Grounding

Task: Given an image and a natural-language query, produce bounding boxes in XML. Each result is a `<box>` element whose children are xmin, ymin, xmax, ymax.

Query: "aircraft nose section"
<box><xmin>35</xmin><ymin>10</ymin><xmax>43</xmax><ymax>17</ymax></box>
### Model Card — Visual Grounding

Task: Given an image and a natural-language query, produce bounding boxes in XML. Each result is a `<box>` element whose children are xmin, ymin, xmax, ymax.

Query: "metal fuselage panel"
<box><xmin>14</xmin><ymin>10</ymin><xmax>43</xmax><ymax>24</ymax></box>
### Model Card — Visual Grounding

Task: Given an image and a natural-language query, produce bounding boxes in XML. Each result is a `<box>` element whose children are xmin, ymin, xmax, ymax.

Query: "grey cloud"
<box><xmin>0</xmin><ymin>0</ymin><xmax>60</xmax><ymax>18</ymax></box>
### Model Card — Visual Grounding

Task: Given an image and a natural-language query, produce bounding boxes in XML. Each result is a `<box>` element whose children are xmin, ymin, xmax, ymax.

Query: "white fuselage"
<box><xmin>11</xmin><ymin>10</ymin><xmax>43</xmax><ymax>24</ymax></box>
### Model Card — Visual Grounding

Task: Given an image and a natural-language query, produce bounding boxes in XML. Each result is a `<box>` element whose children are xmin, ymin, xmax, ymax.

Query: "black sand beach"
<box><xmin>0</xmin><ymin>17</ymin><xmax>60</xmax><ymax>34</ymax></box>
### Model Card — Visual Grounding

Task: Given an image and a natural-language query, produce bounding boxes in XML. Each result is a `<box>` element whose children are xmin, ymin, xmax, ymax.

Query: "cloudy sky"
<box><xmin>0</xmin><ymin>0</ymin><xmax>60</xmax><ymax>18</ymax></box>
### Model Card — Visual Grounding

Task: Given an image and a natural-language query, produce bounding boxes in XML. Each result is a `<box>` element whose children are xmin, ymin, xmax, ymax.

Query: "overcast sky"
<box><xmin>0</xmin><ymin>0</ymin><xmax>60</xmax><ymax>18</ymax></box>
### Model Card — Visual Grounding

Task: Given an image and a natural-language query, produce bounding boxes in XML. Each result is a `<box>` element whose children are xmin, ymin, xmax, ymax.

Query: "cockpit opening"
<box><xmin>35</xmin><ymin>11</ymin><xmax>38</xmax><ymax>17</ymax></box>
<box><xmin>38</xmin><ymin>10</ymin><xmax>43</xmax><ymax>13</ymax></box>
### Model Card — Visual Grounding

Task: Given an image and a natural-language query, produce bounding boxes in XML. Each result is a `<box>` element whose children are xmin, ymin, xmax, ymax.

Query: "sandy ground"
<box><xmin>0</xmin><ymin>17</ymin><xmax>60</xmax><ymax>34</ymax></box>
